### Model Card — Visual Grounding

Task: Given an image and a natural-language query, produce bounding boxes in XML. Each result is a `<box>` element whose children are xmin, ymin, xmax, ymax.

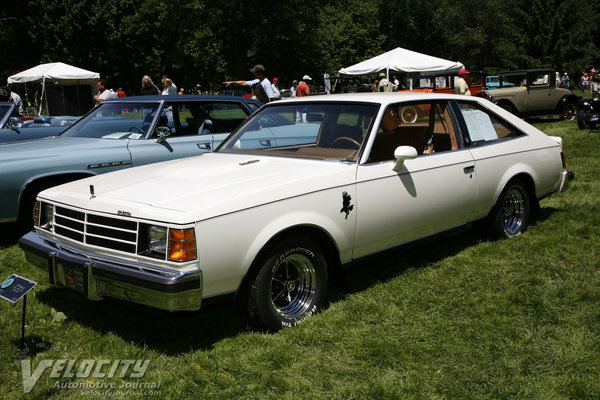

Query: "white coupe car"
<box><xmin>19</xmin><ymin>93</ymin><xmax>573</xmax><ymax>331</ymax></box>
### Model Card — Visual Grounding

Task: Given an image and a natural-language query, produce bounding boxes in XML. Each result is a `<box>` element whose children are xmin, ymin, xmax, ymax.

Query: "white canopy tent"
<box><xmin>338</xmin><ymin>47</ymin><xmax>464</xmax><ymax>77</ymax></box>
<box><xmin>7</xmin><ymin>62</ymin><xmax>100</xmax><ymax>114</ymax></box>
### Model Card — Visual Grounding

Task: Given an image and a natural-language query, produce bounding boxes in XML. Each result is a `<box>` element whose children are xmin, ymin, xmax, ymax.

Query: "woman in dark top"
<box><xmin>140</xmin><ymin>75</ymin><xmax>160</xmax><ymax>95</ymax></box>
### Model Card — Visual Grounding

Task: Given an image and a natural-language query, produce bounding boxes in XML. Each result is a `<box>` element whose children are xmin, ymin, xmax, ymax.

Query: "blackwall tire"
<box><xmin>560</xmin><ymin>102</ymin><xmax>577</xmax><ymax>121</ymax></box>
<box><xmin>488</xmin><ymin>179</ymin><xmax>530</xmax><ymax>239</ymax></box>
<box><xmin>245</xmin><ymin>236</ymin><xmax>328</xmax><ymax>331</ymax></box>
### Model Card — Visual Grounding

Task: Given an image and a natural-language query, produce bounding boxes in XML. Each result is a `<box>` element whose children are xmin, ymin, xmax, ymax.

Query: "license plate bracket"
<box><xmin>54</xmin><ymin>260</ymin><xmax>87</xmax><ymax>295</ymax></box>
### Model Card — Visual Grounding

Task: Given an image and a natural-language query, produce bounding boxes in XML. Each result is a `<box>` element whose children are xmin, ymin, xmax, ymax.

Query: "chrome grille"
<box><xmin>53</xmin><ymin>205</ymin><xmax>138</xmax><ymax>253</ymax></box>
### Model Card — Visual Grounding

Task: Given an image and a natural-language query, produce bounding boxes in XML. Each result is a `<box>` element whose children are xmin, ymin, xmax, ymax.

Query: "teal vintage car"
<box><xmin>0</xmin><ymin>95</ymin><xmax>261</xmax><ymax>230</ymax></box>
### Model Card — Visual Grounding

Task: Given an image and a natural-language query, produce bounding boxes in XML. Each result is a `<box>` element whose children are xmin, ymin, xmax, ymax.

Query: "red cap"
<box><xmin>459</xmin><ymin>68</ymin><xmax>469</xmax><ymax>75</ymax></box>
<box><xmin>273</xmin><ymin>77</ymin><xmax>279</xmax><ymax>82</ymax></box>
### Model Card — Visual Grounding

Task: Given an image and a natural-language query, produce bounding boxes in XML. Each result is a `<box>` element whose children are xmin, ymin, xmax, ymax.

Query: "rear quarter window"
<box><xmin>457</xmin><ymin>102</ymin><xmax>524</xmax><ymax>145</ymax></box>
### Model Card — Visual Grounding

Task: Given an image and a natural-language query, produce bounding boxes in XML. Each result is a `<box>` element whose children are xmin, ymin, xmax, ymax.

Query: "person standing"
<box><xmin>454</xmin><ymin>69</ymin><xmax>471</xmax><ymax>96</ymax></box>
<box><xmin>161</xmin><ymin>77</ymin><xmax>178</xmax><ymax>95</ymax></box>
<box><xmin>296</xmin><ymin>75</ymin><xmax>311</xmax><ymax>97</ymax></box>
<box><xmin>94</xmin><ymin>79</ymin><xmax>112</xmax><ymax>104</ymax></box>
<box><xmin>223</xmin><ymin>64</ymin><xmax>275</xmax><ymax>101</ymax></box>
<box><xmin>271</xmin><ymin>77</ymin><xmax>281</xmax><ymax>100</ymax></box>
<box><xmin>290</xmin><ymin>80</ymin><xmax>298</xmax><ymax>98</ymax></box>
<box><xmin>561</xmin><ymin>72</ymin><xmax>570</xmax><ymax>89</ymax></box>
<box><xmin>377</xmin><ymin>72</ymin><xmax>398</xmax><ymax>92</ymax></box>
<box><xmin>7</xmin><ymin>87</ymin><xmax>24</xmax><ymax>115</ymax></box>
<box><xmin>140</xmin><ymin>75</ymin><xmax>160</xmax><ymax>95</ymax></box>
<box><xmin>295</xmin><ymin>75</ymin><xmax>311</xmax><ymax>122</ymax></box>
<box><xmin>581</xmin><ymin>72</ymin><xmax>590</xmax><ymax>92</ymax></box>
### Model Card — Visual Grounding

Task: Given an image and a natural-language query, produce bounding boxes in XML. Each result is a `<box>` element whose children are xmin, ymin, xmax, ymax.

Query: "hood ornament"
<box><xmin>90</xmin><ymin>184</ymin><xmax>96</xmax><ymax>199</ymax></box>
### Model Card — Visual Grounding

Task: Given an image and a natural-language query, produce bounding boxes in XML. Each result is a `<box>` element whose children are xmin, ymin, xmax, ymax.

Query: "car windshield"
<box><xmin>61</xmin><ymin>102</ymin><xmax>161</xmax><ymax>139</ymax></box>
<box><xmin>218</xmin><ymin>103</ymin><xmax>379</xmax><ymax>161</ymax></box>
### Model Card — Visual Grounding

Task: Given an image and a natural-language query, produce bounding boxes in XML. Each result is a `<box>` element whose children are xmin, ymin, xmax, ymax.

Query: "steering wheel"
<box><xmin>331</xmin><ymin>136</ymin><xmax>361</xmax><ymax>148</ymax></box>
<box><xmin>128</xmin><ymin>126</ymin><xmax>146</xmax><ymax>135</ymax></box>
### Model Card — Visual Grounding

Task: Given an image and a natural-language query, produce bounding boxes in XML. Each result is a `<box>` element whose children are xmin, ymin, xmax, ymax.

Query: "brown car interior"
<box><xmin>368</xmin><ymin>102</ymin><xmax>458</xmax><ymax>163</ymax></box>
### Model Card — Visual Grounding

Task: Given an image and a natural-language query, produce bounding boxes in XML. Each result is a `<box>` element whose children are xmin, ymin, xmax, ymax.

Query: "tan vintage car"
<box><xmin>475</xmin><ymin>69</ymin><xmax>579</xmax><ymax>120</ymax></box>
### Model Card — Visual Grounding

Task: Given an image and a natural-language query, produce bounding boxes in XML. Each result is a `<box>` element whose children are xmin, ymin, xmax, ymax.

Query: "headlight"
<box><xmin>33</xmin><ymin>201</ymin><xmax>54</xmax><ymax>230</ymax></box>
<box><xmin>139</xmin><ymin>224</ymin><xmax>196</xmax><ymax>262</ymax></box>
<box><xmin>148</xmin><ymin>226</ymin><xmax>168</xmax><ymax>255</ymax></box>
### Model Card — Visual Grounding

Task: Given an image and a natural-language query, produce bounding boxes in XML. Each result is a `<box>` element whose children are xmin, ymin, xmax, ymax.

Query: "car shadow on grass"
<box><xmin>327</xmin><ymin>227</ymin><xmax>482</xmax><ymax>304</ymax></box>
<box><xmin>35</xmin><ymin>288</ymin><xmax>247</xmax><ymax>355</ymax></box>
<box><xmin>30</xmin><ymin>209</ymin><xmax>559</xmax><ymax>355</ymax></box>
<box><xmin>0</xmin><ymin>222</ymin><xmax>23</xmax><ymax>248</ymax></box>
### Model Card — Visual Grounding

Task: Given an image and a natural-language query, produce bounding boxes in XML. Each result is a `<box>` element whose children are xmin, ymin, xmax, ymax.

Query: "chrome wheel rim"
<box><xmin>502</xmin><ymin>187</ymin><xmax>525</xmax><ymax>236</ymax></box>
<box><xmin>270</xmin><ymin>253</ymin><xmax>317</xmax><ymax>319</ymax></box>
<box><xmin>563</xmin><ymin>104</ymin><xmax>576</xmax><ymax>121</ymax></box>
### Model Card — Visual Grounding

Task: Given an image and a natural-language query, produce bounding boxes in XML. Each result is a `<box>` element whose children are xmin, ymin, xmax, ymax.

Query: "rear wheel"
<box><xmin>487</xmin><ymin>179</ymin><xmax>530</xmax><ymax>239</ymax></box>
<box><xmin>560</xmin><ymin>102</ymin><xmax>577</xmax><ymax>121</ymax></box>
<box><xmin>243</xmin><ymin>236</ymin><xmax>328</xmax><ymax>331</ymax></box>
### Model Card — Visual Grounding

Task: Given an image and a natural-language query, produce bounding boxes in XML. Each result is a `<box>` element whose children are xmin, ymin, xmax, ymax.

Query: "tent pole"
<box><xmin>38</xmin><ymin>77</ymin><xmax>46</xmax><ymax>115</ymax></box>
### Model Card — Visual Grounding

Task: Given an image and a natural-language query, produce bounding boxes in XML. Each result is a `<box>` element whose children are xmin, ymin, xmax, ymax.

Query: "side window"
<box><xmin>368</xmin><ymin>101</ymin><xmax>458</xmax><ymax>163</ymax></box>
<box><xmin>165</xmin><ymin>102</ymin><xmax>250</xmax><ymax>136</ymax></box>
<box><xmin>530</xmin><ymin>73</ymin><xmax>550</xmax><ymax>87</ymax></box>
<box><xmin>457</xmin><ymin>102</ymin><xmax>524</xmax><ymax>145</ymax></box>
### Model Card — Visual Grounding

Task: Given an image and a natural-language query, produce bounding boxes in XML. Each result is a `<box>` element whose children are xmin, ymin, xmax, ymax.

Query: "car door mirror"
<box><xmin>198</xmin><ymin>119</ymin><xmax>213</xmax><ymax>135</ymax></box>
<box><xmin>392</xmin><ymin>146</ymin><xmax>418</xmax><ymax>171</ymax></box>
<box><xmin>156</xmin><ymin>126</ymin><xmax>172</xmax><ymax>142</ymax></box>
<box><xmin>7</xmin><ymin>117</ymin><xmax>23</xmax><ymax>129</ymax></box>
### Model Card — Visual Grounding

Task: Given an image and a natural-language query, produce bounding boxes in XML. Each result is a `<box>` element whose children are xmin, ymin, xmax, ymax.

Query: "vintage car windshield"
<box><xmin>218</xmin><ymin>103</ymin><xmax>378</xmax><ymax>161</ymax></box>
<box><xmin>60</xmin><ymin>102</ymin><xmax>161</xmax><ymax>139</ymax></box>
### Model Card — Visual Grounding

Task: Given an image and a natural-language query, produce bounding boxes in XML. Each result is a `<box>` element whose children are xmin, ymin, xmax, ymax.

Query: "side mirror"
<box><xmin>198</xmin><ymin>119</ymin><xmax>213</xmax><ymax>135</ymax></box>
<box><xmin>392</xmin><ymin>146</ymin><xmax>418</xmax><ymax>171</ymax></box>
<box><xmin>156</xmin><ymin>126</ymin><xmax>172</xmax><ymax>143</ymax></box>
<box><xmin>7</xmin><ymin>117</ymin><xmax>23</xmax><ymax>129</ymax></box>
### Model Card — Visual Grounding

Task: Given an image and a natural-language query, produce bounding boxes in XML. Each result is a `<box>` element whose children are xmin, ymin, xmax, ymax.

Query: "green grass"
<box><xmin>1</xmin><ymin>118</ymin><xmax>599</xmax><ymax>399</ymax></box>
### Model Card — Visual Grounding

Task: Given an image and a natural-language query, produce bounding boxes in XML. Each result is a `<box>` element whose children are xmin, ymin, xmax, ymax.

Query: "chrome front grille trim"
<box><xmin>52</xmin><ymin>205</ymin><xmax>139</xmax><ymax>254</ymax></box>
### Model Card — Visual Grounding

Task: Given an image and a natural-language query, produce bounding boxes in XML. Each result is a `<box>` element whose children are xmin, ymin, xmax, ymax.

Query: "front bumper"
<box><xmin>18</xmin><ymin>231</ymin><xmax>203</xmax><ymax>312</ymax></box>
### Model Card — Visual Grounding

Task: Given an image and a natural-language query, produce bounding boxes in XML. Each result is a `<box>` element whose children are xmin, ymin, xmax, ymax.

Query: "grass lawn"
<box><xmin>1</xmin><ymin>118</ymin><xmax>599</xmax><ymax>399</ymax></box>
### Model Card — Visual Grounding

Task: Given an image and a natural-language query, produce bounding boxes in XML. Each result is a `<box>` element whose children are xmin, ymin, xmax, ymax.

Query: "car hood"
<box><xmin>39</xmin><ymin>153</ymin><xmax>357</xmax><ymax>223</ymax></box>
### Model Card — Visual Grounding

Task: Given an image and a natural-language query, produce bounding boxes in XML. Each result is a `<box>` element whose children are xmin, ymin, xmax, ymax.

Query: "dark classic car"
<box><xmin>0</xmin><ymin>95</ymin><xmax>261</xmax><ymax>230</ymax></box>
<box><xmin>475</xmin><ymin>69</ymin><xmax>580</xmax><ymax>120</ymax></box>
<box><xmin>577</xmin><ymin>91</ymin><xmax>600</xmax><ymax>129</ymax></box>
<box><xmin>0</xmin><ymin>102</ymin><xmax>79</xmax><ymax>144</ymax></box>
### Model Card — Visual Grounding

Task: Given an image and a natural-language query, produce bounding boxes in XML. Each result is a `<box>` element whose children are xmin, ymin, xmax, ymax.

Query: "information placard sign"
<box><xmin>0</xmin><ymin>274</ymin><xmax>37</xmax><ymax>303</ymax></box>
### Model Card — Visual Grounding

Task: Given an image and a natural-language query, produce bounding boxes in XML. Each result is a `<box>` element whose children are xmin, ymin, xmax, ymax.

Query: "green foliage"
<box><xmin>1</xmin><ymin>1</ymin><xmax>600</xmax><ymax>93</ymax></box>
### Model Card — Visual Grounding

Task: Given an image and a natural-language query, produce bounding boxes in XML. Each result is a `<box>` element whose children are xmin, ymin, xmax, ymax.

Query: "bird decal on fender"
<box><xmin>340</xmin><ymin>191</ymin><xmax>354</xmax><ymax>219</ymax></box>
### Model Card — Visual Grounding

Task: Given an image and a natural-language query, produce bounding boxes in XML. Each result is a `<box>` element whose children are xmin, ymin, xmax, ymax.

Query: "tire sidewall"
<box><xmin>248</xmin><ymin>236</ymin><xmax>328</xmax><ymax>331</ymax></box>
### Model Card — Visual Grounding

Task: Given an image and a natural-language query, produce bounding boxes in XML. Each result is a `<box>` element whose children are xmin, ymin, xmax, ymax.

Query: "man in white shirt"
<box><xmin>94</xmin><ymin>79</ymin><xmax>112</xmax><ymax>104</ymax></box>
<box><xmin>223</xmin><ymin>64</ymin><xmax>276</xmax><ymax>101</ymax></box>
<box><xmin>161</xmin><ymin>77</ymin><xmax>178</xmax><ymax>95</ymax></box>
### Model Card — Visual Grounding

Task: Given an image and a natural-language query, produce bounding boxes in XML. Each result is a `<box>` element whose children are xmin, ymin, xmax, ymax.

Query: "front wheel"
<box><xmin>487</xmin><ymin>179</ymin><xmax>530</xmax><ymax>239</ymax></box>
<box><xmin>577</xmin><ymin>116</ymin><xmax>586</xmax><ymax>130</ymax></box>
<box><xmin>243</xmin><ymin>236</ymin><xmax>328</xmax><ymax>331</ymax></box>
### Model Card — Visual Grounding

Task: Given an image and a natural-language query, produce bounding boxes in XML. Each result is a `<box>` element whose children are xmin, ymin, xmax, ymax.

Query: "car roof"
<box><xmin>497</xmin><ymin>69</ymin><xmax>555</xmax><ymax>75</ymax></box>
<box><xmin>103</xmin><ymin>94</ymin><xmax>261</xmax><ymax>105</ymax></box>
<box><xmin>417</xmin><ymin>70</ymin><xmax>486</xmax><ymax>78</ymax></box>
<box><xmin>267</xmin><ymin>92</ymin><xmax>486</xmax><ymax>107</ymax></box>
